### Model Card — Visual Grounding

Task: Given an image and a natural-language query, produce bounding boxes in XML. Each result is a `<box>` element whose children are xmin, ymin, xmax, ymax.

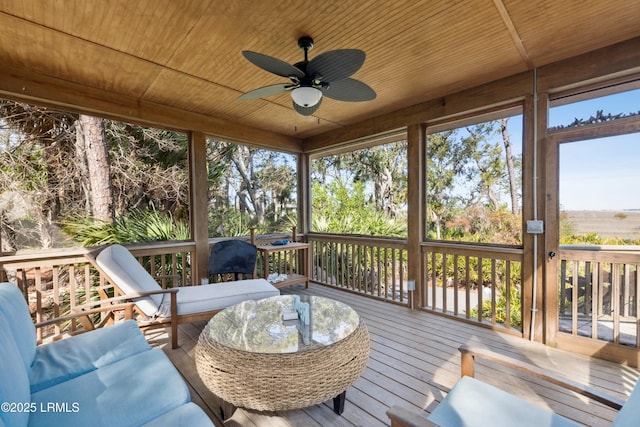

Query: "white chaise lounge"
<box><xmin>94</xmin><ymin>244</ymin><xmax>280</xmax><ymax>348</ymax></box>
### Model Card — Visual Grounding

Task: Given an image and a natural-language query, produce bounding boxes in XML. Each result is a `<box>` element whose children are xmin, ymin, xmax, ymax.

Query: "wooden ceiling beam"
<box><xmin>0</xmin><ymin>64</ymin><xmax>303</xmax><ymax>152</ymax></box>
<box><xmin>492</xmin><ymin>0</ymin><xmax>533</xmax><ymax>68</ymax></box>
<box><xmin>537</xmin><ymin>36</ymin><xmax>640</xmax><ymax>93</ymax></box>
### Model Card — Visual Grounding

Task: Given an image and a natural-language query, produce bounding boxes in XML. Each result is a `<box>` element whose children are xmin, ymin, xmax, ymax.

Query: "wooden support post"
<box><xmin>189</xmin><ymin>132</ymin><xmax>209</xmax><ymax>286</ymax></box>
<box><xmin>407</xmin><ymin>124</ymin><xmax>425</xmax><ymax>309</ymax></box>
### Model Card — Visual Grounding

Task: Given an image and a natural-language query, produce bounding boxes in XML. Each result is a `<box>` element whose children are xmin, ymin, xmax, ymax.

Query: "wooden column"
<box><xmin>539</xmin><ymin>92</ymin><xmax>558</xmax><ymax>345</ymax></box>
<box><xmin>189</xmin><ymin>132</ymin><xmax>209</xmax><ymax>285</ymax></box>
<box><xmin>297</xmin><ymin>152</ymin><xmax>311</xmax><ymax>237</ymax></box>
<box><xmin>407</xmin><ymin>124</ymin><xmax>425</xmax><ymax>309</ymax></box>
<box><xmin>521</xmin><ymin>94</ymin><xmax>535</xmax><ymax>340</ymax></box>
<box><xmin>522</xmin><ymin>87</ymin><xmax>549</xmax><ymax>343</ymax></box>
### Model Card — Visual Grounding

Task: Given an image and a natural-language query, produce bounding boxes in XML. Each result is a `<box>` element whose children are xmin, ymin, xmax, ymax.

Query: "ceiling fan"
<box><xmin>238</xmin><ymin>36</ymin><xmax>376</xmax><ymax>116</ymax></box>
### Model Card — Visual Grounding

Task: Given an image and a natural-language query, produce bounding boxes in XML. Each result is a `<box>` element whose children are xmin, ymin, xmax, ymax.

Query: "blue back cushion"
<box><xmin>0</xmin><ymin>283</ymin><xmax>36</xmax><ymax>370</ymax></box>
<box><xmin>0</xmin><ymin>315</ymin><xmax>31</xmax><ymax>427</ymax></box>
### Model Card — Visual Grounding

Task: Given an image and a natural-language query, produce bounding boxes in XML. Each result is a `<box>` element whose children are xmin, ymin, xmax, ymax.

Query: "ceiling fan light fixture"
<box><xmin>291</xmin><ymin>86</ymin><xmax>322</xmax><ymax>107</ymax></box>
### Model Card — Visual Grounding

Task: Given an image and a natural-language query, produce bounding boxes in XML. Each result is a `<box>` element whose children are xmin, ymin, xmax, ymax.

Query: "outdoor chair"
<box><xmin>386</xmin><ymin>345</ymin><xmax>640</xmax><ymax>427</ymax></box>
<box><xmin>208</xmin><ymin>239</ymin><xmax>258</xmax><ymax>281</ymax></box>
<box><xmin>89</xmin><ymin>244</ymin><xmax>279</xmax><ymax>349</ymax></box>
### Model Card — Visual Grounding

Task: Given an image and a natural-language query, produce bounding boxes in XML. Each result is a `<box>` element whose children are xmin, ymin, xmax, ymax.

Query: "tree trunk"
<box><xmin>501</xmin><ymin>118</ymin><xmax>519</xmax><ymax>214</ymax></box>
<box><xmin>78</xmin><ymin>115</ymin><xmax>114</xmax><ymax>222</ymax></box>
<box><xmin>74</xmin><ymin>122</ymin><xmax>92</xmax><ymax>215</ymax></box>
<box><xmin>232</xmin><ymin>146</ymin><xmax>264</xmax><ymax>224</ymax></box>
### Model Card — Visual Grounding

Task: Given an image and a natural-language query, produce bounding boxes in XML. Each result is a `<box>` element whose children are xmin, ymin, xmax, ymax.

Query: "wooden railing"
<box><xmin>0</xmin><ymin>241</ymin><xmax>195</xmax><ymax>342</ymax></box>
<box><xmin>7</xmin><ymin>236</ymin><xmax>638</xmax><ymax>350</ymax></box>
<box><xmin>421</xmin><ymin>242</ymin><xmax>524</xmax><ymax>333</ymax></box>
<box><xmin>559</xmin><ymin>245</ymin><xmax>640</xmax><ymax>348</ymax></box>
<box><xmin>308</xmin><ymin>233</ymin><xmax>409</xmax><ymax>304</ymax></box>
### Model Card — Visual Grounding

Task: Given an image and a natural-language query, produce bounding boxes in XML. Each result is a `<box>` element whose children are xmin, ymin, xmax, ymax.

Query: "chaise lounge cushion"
<box><xmin>97</xmin><ymin>244</ymin><xmax>165</xmax><ymax>317</ymax></box>
<box><xmin>29</xmin><ymin>349</ymin><xmax>190</xmax><ymax>427</ymax></box>
<box><xmin>29</xmin><ymin>320</ymin><xmax>151</xmax><ymax>393</ymax></box>
<box><xmin>427</xmin><ymin>376</ymin><xmax>581</xmax><ymax>427</ymax></box>
<box><xmin>156</xmin><ymin>278</ymin><xmax>280</xmax><ymax>317</ymax></box>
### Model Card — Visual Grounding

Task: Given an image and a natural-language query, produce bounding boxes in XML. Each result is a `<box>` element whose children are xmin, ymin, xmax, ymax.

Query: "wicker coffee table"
<box><xmin>195</xmin><ymin>295</ymin><xmax>370</xmax><ymax>419</ymax></box>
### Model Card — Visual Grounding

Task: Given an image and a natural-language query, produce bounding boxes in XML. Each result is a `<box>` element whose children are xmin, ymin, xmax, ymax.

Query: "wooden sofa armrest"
<box><xmin>35</xmin><ymin>301</ymin><xmax>136</xmax><ymax>332</ymax></box>
<box><xmin>459</xmin><ymin>345</ymin><xmax>625</xmax><ymax>410</ymax></box>
<box><xmin>387</xmin><ymin>406</ymin><xmax>438</xmax><ymax>427</ymax></box>
<box><xmin>81</xmin><ymin>288</ymin><xmax>179</xmax><ymax>307</ymax></box>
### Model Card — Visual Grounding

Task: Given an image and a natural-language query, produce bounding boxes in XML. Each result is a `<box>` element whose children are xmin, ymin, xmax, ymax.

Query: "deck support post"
<box><xmin>407</xmin><ymin>124</ymin><xmax>425</xmax><ymax>309</ymax></box>
<box><xmin>189</xmin><ymin>132</ymin><xmax>210</xmax><ymax>285</ymax></box>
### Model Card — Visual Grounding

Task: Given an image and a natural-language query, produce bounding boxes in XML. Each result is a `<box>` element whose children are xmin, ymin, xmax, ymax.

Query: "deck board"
<box><xmin>149</xmin><ymin>283</ymin><xmax>640</xmax><ymax>427</ymax></box>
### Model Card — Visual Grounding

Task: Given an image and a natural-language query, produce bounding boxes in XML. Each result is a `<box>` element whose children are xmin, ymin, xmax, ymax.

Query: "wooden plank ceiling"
<box><xmin>0</xmin><ymin>0</ymin><xmax>639</xmax><ymax>147</ymax></box>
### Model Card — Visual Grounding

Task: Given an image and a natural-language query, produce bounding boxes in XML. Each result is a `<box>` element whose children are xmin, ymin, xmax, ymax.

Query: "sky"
<box><xmin>552</xmin><ymin>89</ymin><xmax>640</xmax><ymax>211</ymax></box>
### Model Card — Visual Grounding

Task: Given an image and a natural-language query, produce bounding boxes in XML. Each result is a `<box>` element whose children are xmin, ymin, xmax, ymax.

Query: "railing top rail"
<box><xmin>307</xmin><ymin>233</ymin><xmax>407</xmax><ymax>249</ymax></box>
<box><xmin>560</xmin><ymin>244</ymin><xmax>640</xmax><ymax>253</ymax></box>
<box><xmin>421</xmin><ymin>241</ymin><xmax>524</xmax><ymax>260</ymax></box>
<box><xmin>0</xmin><ymin>241</ymin><xmax>196</xmax><ymax>268</ymax></box>
<box><xmin>559</xmin><ymin>249</ymin><xmax>640</xmax><ymax>264</ymax></box>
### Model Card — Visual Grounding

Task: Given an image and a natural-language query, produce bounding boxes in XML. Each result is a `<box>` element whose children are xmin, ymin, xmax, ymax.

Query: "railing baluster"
<box><xmin>491</xmin><ymin>258</ymin><xmax>497</xmax><ymax>326</ymax></box>
<box><xmin>592</xmin><ymin>262</ymin><xmax>599</xmax><ymax>340</ymax></box>
<box><xmin>440</xmin><ymin>253</ymin><xmax>446</xmax><ymax>312</ymax></box>
<box><xmin>465</xmin><ymin>256</ymin><xmax>471</xmax><ymax>319</ymax></box>
<box><xmin>571</xmin><ymin>261</ymin><xmax>579</xmax><ymax>335</ymax></box>
<box><xmin>477</xmin><ymin>257</ymin><xmax>483</xmax><ymax>322</ymax></box>
<box><xmin>612</xmin><ymin>263</ymin><xmax>621</xmax><ymax>345</ymax></box>
<box><xmin>505</xmin><ymin>260</ymin><xmax>511</xmax><ymax>330</ymax></box>
<box><xmin>623</xmin><ymin>264</ymin><xmax>631</xmax><ymax>318</ymax></box>
<box><xmin>453</xmin><ymin>255</ymin><xmax>459</xmax><ymax>316</ymax></box>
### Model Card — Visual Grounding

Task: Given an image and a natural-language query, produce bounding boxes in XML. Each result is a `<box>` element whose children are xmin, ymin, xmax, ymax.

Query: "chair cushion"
<box><xmin>142</xmin><ymin>403</ymin><xmax>215</xmax><ymax>427</ymax></box>
<box><xmin>29</xmin><ymin>349</ymin><xmax>190</xmax><ymax>427</ymax></box>
<box><xmin>0</xmin><ymin>315</ymin><xmax>30</xmax><ymax>427</ymax></box>
<box><xmin>612</xmin><ymin>377</ymin><xmax>640</xmax><ymax>427</ymax></box>
<box><xmin>29</xmin><ymin>320</ymin><xmax>151</xmax><ymax>393</ymax></box>
<box><xmin>96</xmin><ymin>245</ymin><xmax>163</xmax><ymax>317</ymax></box>
<box><xmin>156</xmin><ymin>279</ymin><xmax>280</xmax><ymax>318</ymax></box>
<box><xmin>428</xmin><ymin>376</ymin><xmax>581</xmax><ymax>427</ymax></box>
<box><xmin>0</xmin><ymin>283</ymin><xmax>37</xmax><ymax>371</ymax></box>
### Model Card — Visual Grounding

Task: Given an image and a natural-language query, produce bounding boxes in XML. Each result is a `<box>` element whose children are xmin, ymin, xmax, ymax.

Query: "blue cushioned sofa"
<box><xmin>0</xmin><ymin>282</ymin><xmax>214</xmax><ymax>427</ymax></box>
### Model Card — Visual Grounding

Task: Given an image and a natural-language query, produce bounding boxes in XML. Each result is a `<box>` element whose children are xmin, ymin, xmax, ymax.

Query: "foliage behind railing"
<box><xmin>308</xmin><ymin>233</ymin><xmax>408</xmax><ymax>304</ymax></box>
<box><xmin>0</xmin><ymin>241</ymin><xmax>195</xmax><ymax>342</ymax></box>
<box><xmin>421</xmin><ymin>242</ymin><xmax>524</xmax><ymax>332</ymax></box>
<box><xmin>559</xmin><ymin>246</ymin><xmax>640</xmax><ymax>348</ymax></box>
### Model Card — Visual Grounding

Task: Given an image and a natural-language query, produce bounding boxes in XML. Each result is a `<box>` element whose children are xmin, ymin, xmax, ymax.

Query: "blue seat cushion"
<box><xmin>29</xmin><ymin>320</ymin><xmax>151</xmax><ymax>393</ymax></box>
<box><xmin>29</xmin><ymin>349</ymin><xmax>190</xmax><ymax>427</ymax></box>
<box><xmin>428</xmin><ymin>376</ymin><xmax>582</xmax><ymax>427</ymax></box>
<box><xmin>142</xmin><ymin>403</ymin><xmax>215</xmax><ymax>427</ymax></box>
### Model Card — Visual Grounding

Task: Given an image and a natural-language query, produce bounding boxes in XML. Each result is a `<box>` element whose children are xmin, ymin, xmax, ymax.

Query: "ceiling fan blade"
<box><xmin>238</xmin><ymin>83</ymin><xmax>292</xmax><ymax>100</ymax></box>
<box><xmin>292</xmin><ymin>98</ymin><xmax>322</xmax><ymax>116</ymax></box>
<box><xmin>307</xmin><ymin>49</ymin><xmax>365</xmax><ymax>82</ymax></box>
<box><xmin>322</xmin><ymin>78</ymin><xmax>376</xmax><ymax>102</ymax></box>
<box><xmin>242</xmin><ymin>51</ymin><xmax>305</xmax><ymax>79</ymax></box>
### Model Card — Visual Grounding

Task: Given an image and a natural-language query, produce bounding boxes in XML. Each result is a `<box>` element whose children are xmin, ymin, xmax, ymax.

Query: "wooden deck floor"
<box><xmin>146</xmin><ymin>283</ymin><xmax>640</xmax><ymax>427</ymax></box>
